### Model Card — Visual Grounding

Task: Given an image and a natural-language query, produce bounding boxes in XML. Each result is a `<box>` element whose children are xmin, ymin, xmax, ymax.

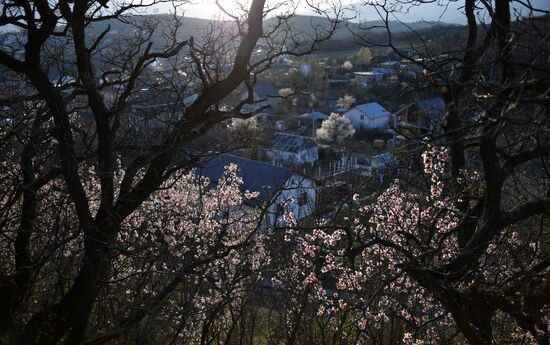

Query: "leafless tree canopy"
<box><xmin>0</xmin><ymin>1</ymin><xmax>345</xmax><ymax>344</ymax></box>
<box><xmin>347</xmin><ymin>0</ymin><xmax>550</xmax><ymax>343</ymax></box>
<box><xmin>0</xmin><ymin>0</ymin><xmax>549</xmax><ymax>344</ymax></box>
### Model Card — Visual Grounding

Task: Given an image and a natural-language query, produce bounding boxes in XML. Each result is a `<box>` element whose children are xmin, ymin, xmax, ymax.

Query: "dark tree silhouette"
<box><xmin>0</xmin><ymin>1</ymin><xmax>344</xmax><ymax>344</ymax></box>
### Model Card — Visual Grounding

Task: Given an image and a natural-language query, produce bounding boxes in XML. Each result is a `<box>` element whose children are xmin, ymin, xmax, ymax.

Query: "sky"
<box><xmin>1</xmin><ymin>0</ymin><xmax>549</xmax><ymax>32</ymax></box>
<box><xmin>174</xmin><ymin>0</ymin><xmax>550</xmax><ymax>24</ymax></box>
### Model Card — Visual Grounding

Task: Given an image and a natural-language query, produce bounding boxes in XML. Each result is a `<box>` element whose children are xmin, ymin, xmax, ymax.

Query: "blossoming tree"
<box><xmin>0</xmin><ymin>0</ymin><xmax>344</xmax><ymax>343</ymax></box>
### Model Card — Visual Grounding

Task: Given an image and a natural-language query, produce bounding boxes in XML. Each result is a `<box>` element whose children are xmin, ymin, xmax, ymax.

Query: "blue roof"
<box><xmin>355</xmin><ymin>102</ymin><xmax>390</xmax><ymax>118</ymax></box>
<box><xmin>299</xmin><ymin>111</ymin><xmax>328</xmax><ymax>121</ymax></box>
<box><xmin>370</xmin><ymin>152</ymin><xmax>396</xmax><ymax>169</ymax></box>
<box><xmin>271</xmin><ymin>132</ymin><xmax>317</xmax><ymax>153</ymax></box>
<box><xmin>197</xmin><ymin>154</ymin><xmax>293</xmax><ymax>203</ymax></box>
<box><xmin>254</xmin><ymin>84</ymin><xmax>279</xmax><ymax>98</ymax></box>
<box><xmin>416</xmin><ymin>97</ymin><xmax>445</xmax><ymax>120</ymax></box>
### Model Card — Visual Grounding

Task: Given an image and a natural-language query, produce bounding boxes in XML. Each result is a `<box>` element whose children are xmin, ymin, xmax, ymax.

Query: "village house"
<box><xmin>392</xmin><ymin>97</ymin><xmax>445</xmax><ymax>140</ymax></box>
<box><xmin>372</xmin><ymin>60</ymin><xmax>400</xmax><ymax>76</ymax></box>
<box><xmin>198</xmin><ymin>154</ymin><xmax>317</xmax><ymax>228</ymax></box>
<box><xmin>353</xmin><ymin>71</ymin><xmax>385</xmax><ymax>88</ymax></box>
<box><xmin>299</xmin><ymin>110</ymin><xmax>328</xmax><ymax>136</ymax></box>
<box><xmin>299</xmin><ymin>63</ymin><xmax>312</xmax><ymax>77</ymax></box>
<box><xmin>299</xmin><ymin>110</ymin><xmax>328</xmax><ymax>122</ymax></box>
<box><xmin>241</xmin><ymin>83</ymin><xmax>279</xmax><ymax>112</ymax></box>
<box><xmin>344</xmin><ymin>102</ymin><xmax>392</xmax><ymax>132</ymax></box>
<box><xmin>266</xmin><ymin>132</ymin><xmax>319</xmax><ymax>166</ymax></box>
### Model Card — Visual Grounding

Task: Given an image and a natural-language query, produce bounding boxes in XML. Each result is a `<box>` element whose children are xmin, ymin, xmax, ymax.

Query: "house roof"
<box><xmin>415</xmin><ymin>97</ymin><xmax>445</xmax><ymax>120</ymax></box>
<box><xmin>299</xmin><ymin>111</ymin><xmax>328</xmax><ymax>121</ymax></box>
<box><xmin>380</xmin><ymin>60</ymin><xmax>400</xmax><ymax>66</ymax></box>
<box><xmin>353</xmin><ymin>71</ymin><xmax>384</xmax><ymax>76</ymax></box>
<box><xmin>354</xmin><ymin>102</ymin><xmax>391</xmax><ymax>118</ymax></box>
<box><xmin>253</xmin><ymin>84</ymin><xmax>279</xmax><ymax>99</ymax></box>
<box><xmin>197</xmin><ymin>154</ymin><xmax>293</xmax><ymax>203</ymax></box>
<box><xmin>271</xmin><ymin>132</ymin><xmax>318</xmax><ymax>153</ymax></box>
<box><xmin>370</xmin><ymin>152</ymin><xmax>396</xmax><ymax>169</ymax></box>
<box><xmin>183</xmin><ymin>93</ymin><xmax>198</xmax><ymax>107</ymax></box>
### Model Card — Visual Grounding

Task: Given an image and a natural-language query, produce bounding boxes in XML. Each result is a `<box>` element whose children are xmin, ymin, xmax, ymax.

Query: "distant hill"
<box><xmin>263</xmin><ymin>15</ymin><xmax>437</xmax><ymax>41</ymax></box>
<box><xmin>86</xmin><ymin>15</ymin><xmax>225</xmax><ymax>48</ymax></box>
<box><xmin>84</xmin><ymin>14</ymin><xmax>452</xmax><ymax>50</ymax></box>
<box><xmin>348</xmin><ymin>0</ymin><xmax>550</xmax><ymax>24</ymax></box>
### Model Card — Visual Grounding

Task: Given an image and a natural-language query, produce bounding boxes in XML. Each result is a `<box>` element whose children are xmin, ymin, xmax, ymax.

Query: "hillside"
<box><xmin>84</xmin><ymin>14</ymin><xmax>454</xmax><ymax>49</ymax></box>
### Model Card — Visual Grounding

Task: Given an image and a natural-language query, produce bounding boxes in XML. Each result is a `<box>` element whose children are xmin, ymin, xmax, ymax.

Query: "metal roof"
<box><xmin>353</xmin><ymin>71</ymin><xmax>385</xmax><ymax>76</ymax></box>
<box><xmin>197</xmin><ymin>154</ymin><xmax>293</xmax><ymax>203</ymax></box>
<box><xmin>354</xmin><ymin>102</ymin><xmax>391</xmax><ymax>118</ymax></box>
<box><xmin>299</xmin><ymin>111</ymin><xmax>328</xmax><ymax>121</ymax></box>
<box><xmin>253</xmin><ymin>84</ymin><xmax>279</xmax><ymax>98</ymax></box>
<box><xmin>270</xmin><ymin>132</ymin><xmax>318</xmax><ymax>153</ymax></box>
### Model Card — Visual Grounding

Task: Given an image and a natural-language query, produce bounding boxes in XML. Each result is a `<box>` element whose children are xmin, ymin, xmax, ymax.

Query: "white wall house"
<box><xmin>268</xmin><ymin>174</ymin><xmax>317</xmax><ymax>228</ymax></box>
<box><xmin>266</xmin><ymin>132</ymin><xmax>319</xmax><ymax>166</ymax></box>
<box><xmin>197</xmin><ymin>154</ymin><xmax>316</xmax><ymax>229</ymax></box>
<box><xmin>299</xmin><ymin>63</ymin><xmax>312</xmax><ymax>77</ymax></box>
<box><xmin>344</xmin><ymin>102</ymin><xmax>391</xmax><ymax>131</ymax></box>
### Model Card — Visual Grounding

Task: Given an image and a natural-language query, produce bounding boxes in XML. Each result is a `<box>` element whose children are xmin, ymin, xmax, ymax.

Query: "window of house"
<box><xmin>360</xmin><ymin>114</ymin><xmax>365</xmax><ymax>120</ymax></box>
